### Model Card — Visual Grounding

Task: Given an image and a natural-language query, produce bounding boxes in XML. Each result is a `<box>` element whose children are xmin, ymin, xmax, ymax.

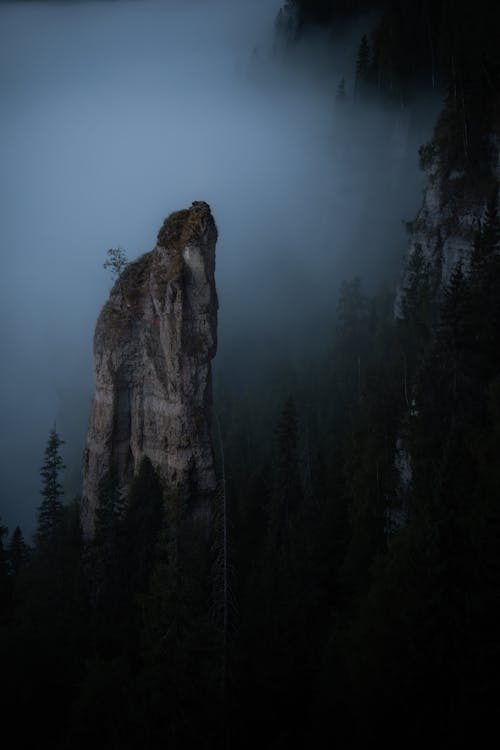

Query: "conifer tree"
<box><xmin>401</xmin><ymin>245</ymin><xmax>430</xmax><ymax>323</ymax></box>
<box><xmin>336</xmin><ymin>278</ymin><xmax>370</xmax><ymax>404</ymax></box>
<box><xmin>355</xmin><ymin>34</ymin><xmax>371</xmax><ymax>96</ymax></box>
<box><xmin>435</xmin><ymin>263</ymin><xmax>473</xmax><ymax>406</ymax></box>
<box><xmin>275</xmin><ymin>0</ymin><xmax>299</xmax><ymax>41</ymax></box>
<box><xmin>140</xmin><ymin>484</ymin><xmax>216</xmax><ymax>746</ymax></box>
<box><xmin>122</xmin><ymin>457</ymin><xmax>164</xmax><ymax>598</ymax></box>
<box><xmin>211</xmin><ymin>419</ymin><xmax>236</xmax><ymax>687</ymax></box>
<box><xmin>0</xmin><ymin>518</ymin><xmax>8</xmax><ymax>580</ymax></box>
<box><xmin>399</xmin><ymin>244</ymin><xmax>435</xmax><ymax>380</ymax></box>
<box><xmin>471</xmin><ymin>185</ymin><xmax>500</xmax><ymax>270</ymax></box>
<box><xmin>36</xmin><ymin>426</ymin><xmax>65</xmax><ymax>548</ymax></box>
<box><xmin>269</xmin><ymin>398</ymin><xmax>302</xmax><ymax>552</ymax></box>
<box><xmin>91</xmin><ymin>465</ymin><xmax>124</xmax><ymax>605</ymax></box>
<box><xmin>482</xmin><ymin>183</ymin><xmax>500</xmax><ymax>254</ymax></box>
<box><xmin>337</xmin><ymin>277</ymin><xmax>369</xmax><ymax>339</ymax></box>
<box><xmin>8</xmin><ymin>526</ymin><xmax>30</xmax><ymax>575</ymax></box>
<box><xmin>336</xmin><ymin>77</ymin><xmax>347</xmax><ymax>102</ymax></box>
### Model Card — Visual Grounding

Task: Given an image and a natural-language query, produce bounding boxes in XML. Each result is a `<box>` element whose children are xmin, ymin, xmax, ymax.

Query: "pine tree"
<box><xmin>267</xmin><ymin>398</ymin><xmax>302</xmax><ymax>555</ymax></box>
<box><xmin>8</xmin><ymin>526</ymin><xmax>30</xmax><ymax>575</ymax></box>
<box><xmin>211</xmin><ymin>419</ymin><xmax>236</xmax><ymax>690</ymax></box>
<box><xmin>275</xmin><ymin>0</ymin><xmax>299</xmax><ymax>41</ymax></box>
<box><xmin>0</xmin><ymin>518</ymin><xmax>8</xmax><ymax>579</ymax></box>
<box><xmin>336</xmin><ymin>77</ymin><xmax>347</xmax><ymax>102</ymax></box>
<box><xmin>471</xmin><ymin>185</ymin><xmax>500</xmax><ymax>270</ymax></box>
<box><xmin>36</xmin><ymin>426</ymin><xmax>65</xmax><ymax>548</ymax></box>
<box><xmin>400</xmin><ymin>245</ymin><xmax>431</xmax><ymax>323</ymax></box>
<box><xmin>91</xmin><ymin>466</ymin><xmax>124</xmax><ymax>606</ymax></box>
<box><xmin>399</xmin><ymin>244</ymin><xmax>435</xmax><ymax>381</ymax></box>
<box><xmin>337</xmin><ymin>277</ymin><xmax>369</xmax><ymax>342</ymax></box>
<box><xmin>94</xmin><ymin>467</ymin><xmax>123</xmax><ymax>545</ymax></box>
<box><xmin>482</xmin><ymin>184</ymin><xmax>500</xmax><ymax>254</ymax></box>
<box><xmin>438</xmin><ymin>263</ymin><xmax>471</xmax><ymax>351</ymax></box>
<box><xmin>0</xmin><ymin>518</ymin><xmax>11</xmax><ymax>622</ymax></box>
<box><xmin>139</xmin><ymin>484</ymin><xmax>217</xmax><ymax>746</ymax></box>
<box><xmin>0</xmin><ymin>518</ymin><xmax>7</xmax><ymax>569</ymax></box>
<box><xmin>122</xmin><ymin>457</ymin><xmax>164</xmax><ymax>598</ymax></box>
<box><xmin>211</xmin><ymin>476</ymin><xmax>238</xmax><ymax>744</ymax></box>
<box><xmin>426</xmin><ymin>262</ymin><xmax>473</xmax><ymax>416</ymax></box>
<box><xmin>336</xmin><ymin>278</ymin><xmax>370</xmax><ymax>404</ymax></box>
<box><xmin>355</xmin><ymin>34</ymin><xmax>371</xmax><ymax>97</ymax></box>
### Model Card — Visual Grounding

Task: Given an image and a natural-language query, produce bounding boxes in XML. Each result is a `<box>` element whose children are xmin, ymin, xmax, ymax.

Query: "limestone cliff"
<box><xmin>392</xmin><ymin>132</ymin><xmax>500</xmax><ymax>517</ymax></box>
<box><xmin>395</xmin><ymin>138</ymin><xmax>500</xmax><ymax>316</ymax></box>
<box><xmin>81</xmin><ymin>201</ymin><xmax>218</xmax><ymax>539</ymax></box>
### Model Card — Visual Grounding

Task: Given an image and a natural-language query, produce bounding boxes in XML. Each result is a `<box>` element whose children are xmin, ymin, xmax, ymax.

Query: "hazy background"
<box><xmin>0</xmin><ymin>0</ymin><xmax>438</xmax><ymax>534</ymax></box>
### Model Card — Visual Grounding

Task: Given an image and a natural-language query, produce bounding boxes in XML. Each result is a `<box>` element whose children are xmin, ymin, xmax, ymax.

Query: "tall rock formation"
<box><xmin>81</xmin><ymin>201</ymin><xmax>218</xmax><ymax>539</ymax></box>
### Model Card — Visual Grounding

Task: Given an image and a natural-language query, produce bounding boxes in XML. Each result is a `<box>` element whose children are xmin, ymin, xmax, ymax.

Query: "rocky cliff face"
<box><xmin>395</xmin><ymin>139</ymin><xmax>500</xmax><ymax>316</ymax></box>
<box><xmin>81</xmin><ymin>201</ymin><xmax>218</xmax><ymax>539</ymax></box>
<box><xmin>392</xmin><ymin>135</ymin><xmax>500</xmax><ymax>516</ymax></box>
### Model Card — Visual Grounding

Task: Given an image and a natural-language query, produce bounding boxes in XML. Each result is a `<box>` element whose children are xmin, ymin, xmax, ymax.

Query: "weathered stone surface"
<box><xmin>81</xmin><ymin>201</ymin><xmax>218</xmax><ymax>538</ymax></box>
<box><xmin>392</xmin><ymin>140</ymin><xmax>500</xmax><ymax>518</ymax></box>
<box><xmin>395</xmin><ymin>145</ymin><xmax>500</xmax><ymax>316</ymax></box>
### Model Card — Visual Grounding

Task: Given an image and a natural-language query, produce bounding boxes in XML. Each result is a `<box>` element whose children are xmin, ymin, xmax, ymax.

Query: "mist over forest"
<box><xmin>2</xmin><ymin>0</ymin><xmax>499</xmax><ymax>747</ymax></box>
<box><xmin>0</xmin><ymin>0</ymin><xmax>436</xmax><ymax>532</ymax></box>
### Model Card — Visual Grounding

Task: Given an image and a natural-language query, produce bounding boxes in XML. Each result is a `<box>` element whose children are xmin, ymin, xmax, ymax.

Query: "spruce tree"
<box><xmin>336</xmin><ymin>77</ymin><xmax>347</xmax><ymax>102</ymax></box>
<box><xmin>140</xmin><ymin>484</ymin><xmax>217</xmax><ymax>746</ymax></box>
<box><xmin>211</xmin><ymin>417</ymin><xmax>236</xmax><ymax>705</ymax></box>
<box><xmin>400</xmin><ymin>245</ymin><xmax>431</xmax><ymax>324</ymax></box>
<box><xmin>0</xmin><ymin>518</ymin><xmax>7</xmax><ymax>570</ymax></box>
<box><xmin>481</xmin><ymin>183</ymin><xmax>500</xmax><ymax>255</ymax></box>
<box><xmin>8</xmin><ymin>526</ymin><xmax>30</xmax><ymax>575</ymax></box>
<box><xmin>437</xmin><ymin>263</ymin><xmax>472</xmax><ymax>362</ymax></box>
<box><xmin>94</xmin><ymin>467</ymin><xmax>123</xmax><ymax>564</ymax></box>
<box><xmin>471</xmin><ymin>185</ymin><xmax>500</xmax><ymax>270</ymax></box>
<box><xmin>399</xmin><ymin>244</ymin><xmax>435</xmax><ymax>380</ymax></box>
<box><xmin>336</xmin><ymin>278</ymin><xmax>370</xmax><ymax>405</ymax></box>
<box><xmin>355</xmin><ymin>34</ymin><xmax>371</xmax><ymax>96</ymax></box>
<box><xmin>270</xmin><ymin>397</ymin><xmax>302</xmax><ymax>551</ymax></box>
<box><xmin>122</xmin><ymin>457</ymin><xmax>164</xmax><ymax>598</ymax></box>
<box><xmin>0</xmin><ymin>519</ymin><xmax>12</xmax><ymax>624</ymax></box>
<box><xmin>337</xmin><ymin>277</ymin><xmax>369</xmax><ymax>342</ymax></box>
<box><xmin>36</xmin><ymin>426</ymin><xmax>65</xmax><ymax>548</ymax></box>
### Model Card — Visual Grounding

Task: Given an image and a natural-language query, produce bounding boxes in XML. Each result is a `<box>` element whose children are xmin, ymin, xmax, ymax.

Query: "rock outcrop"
<box><xmin>392</xmin><ymin>135</ymin><xmax>500</xmax><ymax>518</ymax></box>
<box><xmin>81</xmin><ymin>201</ymin><xmax>218</xmax><ymax>539</ymax></box>
<box><xmin>395</xmin><ymin>141</ymin><xmax>500</xmax><ymax>316</ymax></box>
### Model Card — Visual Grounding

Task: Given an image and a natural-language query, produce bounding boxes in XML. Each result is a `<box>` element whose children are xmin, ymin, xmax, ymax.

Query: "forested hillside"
<box><xmin>1</xmin><ymin>1</ymin><xmax>499</xmax><ymax>746</ymax></box>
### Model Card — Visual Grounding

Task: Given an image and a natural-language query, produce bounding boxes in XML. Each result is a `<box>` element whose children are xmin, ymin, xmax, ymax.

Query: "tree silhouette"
<box><xmin>36</xmin><ymin>426</ymin><xmax>65</xmax><ymax>548</ymax></box>
<box><xmin>355</xmin><ymin>34</ymin><xmax>371</xmax><ymax>96</ymax></box>
<box><xmin>103</xmin><ymin>246</ymin><xmax>128</xmax><ymax>280</ymax></box>
<box><xmin>8</xmin><ymin>526</ymin><xmax>30</xmax><ymax>575</ymax></box>
<box><xmin>336</xmin><ymin>77</ymin><xmax>347</xmax><ymax>102</ymax></box>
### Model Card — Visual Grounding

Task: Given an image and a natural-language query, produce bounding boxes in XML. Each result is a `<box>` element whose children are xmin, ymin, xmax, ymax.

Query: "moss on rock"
<box><xmin>100</xmin><ymin>301</ymin><xmax>129</xmax><ymax>341</ymax></box>
<box><xmin>157</xmin><ymin>201</ymin><xmax>210</xmax><ymax>251</ymax></box>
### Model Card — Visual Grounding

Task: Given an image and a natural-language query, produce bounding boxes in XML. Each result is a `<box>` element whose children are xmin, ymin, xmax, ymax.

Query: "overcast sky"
<box><xmin>0</xmin><ymin>0</ymin><xmax>438</xmax><ymax>535</ymax></box>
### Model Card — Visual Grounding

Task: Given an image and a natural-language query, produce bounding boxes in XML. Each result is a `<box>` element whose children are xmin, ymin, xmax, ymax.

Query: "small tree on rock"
<box><xmin>103</xmin><ymin>247</ymin><xmax>128</xmax><ymax>280</ymax></box>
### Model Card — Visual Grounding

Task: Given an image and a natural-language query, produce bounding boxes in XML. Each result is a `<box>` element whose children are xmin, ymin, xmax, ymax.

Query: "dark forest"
<box><xmin>1</xmin><ymin>1</ymin><xmax>500</xmax><ymax>746</ymax></box>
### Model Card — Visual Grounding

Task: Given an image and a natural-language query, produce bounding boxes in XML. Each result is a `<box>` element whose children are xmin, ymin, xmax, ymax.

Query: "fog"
<box><xmin>0</xmin><ymin>0</ymin><xmax>438</xmax><ymax>534</ymax></box>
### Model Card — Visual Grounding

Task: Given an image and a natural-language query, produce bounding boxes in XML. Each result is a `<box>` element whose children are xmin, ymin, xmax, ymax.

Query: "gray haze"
<box><xmin>0</xmin><ymin>0</ymin><xmax>438</xmax><ymax>534</ymax></box>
